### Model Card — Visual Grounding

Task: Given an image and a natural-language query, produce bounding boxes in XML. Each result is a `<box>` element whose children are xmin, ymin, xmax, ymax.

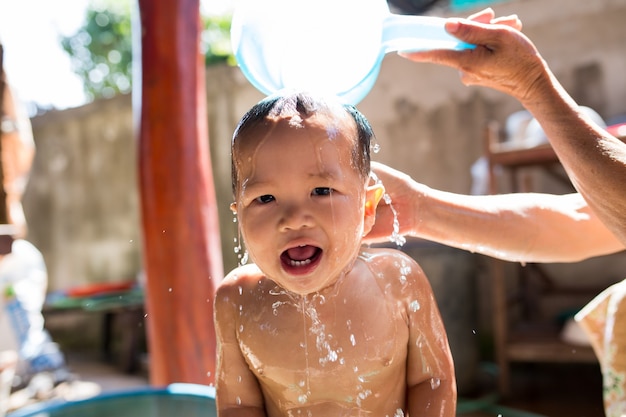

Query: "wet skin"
<box><xmin>215</xmin><ymin>109</ymin><xmax>456</xmax><ymax>417</ymax></box>
<box><xmin>215</xmin><ymin>249</ymin><xmax>455</xmax><ymax>417</ymax></box>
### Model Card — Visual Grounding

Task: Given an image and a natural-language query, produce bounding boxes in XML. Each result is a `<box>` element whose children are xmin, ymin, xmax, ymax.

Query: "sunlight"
<box><xmin>0</xmin><ymin>0</ymin><xmax>234</xmax><ymax>112</ymax></box>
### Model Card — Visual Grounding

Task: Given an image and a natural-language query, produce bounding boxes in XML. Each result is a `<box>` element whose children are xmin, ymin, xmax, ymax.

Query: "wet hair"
<box><xmin>231</xmin><ymin>91</ymin><xmax>374</xmax><ymax>194</ymax></box>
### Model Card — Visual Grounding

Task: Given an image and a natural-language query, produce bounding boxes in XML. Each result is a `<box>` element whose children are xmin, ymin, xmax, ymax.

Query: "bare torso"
<box><xmin>215</xmin><ymin>248</ymin><xmax>454</xmax><ymax>417</ymax></box>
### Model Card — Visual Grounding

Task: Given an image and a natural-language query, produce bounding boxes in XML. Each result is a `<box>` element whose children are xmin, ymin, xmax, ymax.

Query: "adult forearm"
<box><xmin>413</xmin><ymin>189</ymin><xmax>622</xmax><ymax>263</ymax></box>
<box><xmin>519</xmin><ymin>67</ymin><xmax>626</xmax><ymax>247</ymax></box>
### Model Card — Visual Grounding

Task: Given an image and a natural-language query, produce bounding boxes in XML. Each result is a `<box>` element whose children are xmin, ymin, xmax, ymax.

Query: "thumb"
<box><xmin>444</xmin><ymin>18</ymin><xmax>487</xmax><ymax>46</ymax></box>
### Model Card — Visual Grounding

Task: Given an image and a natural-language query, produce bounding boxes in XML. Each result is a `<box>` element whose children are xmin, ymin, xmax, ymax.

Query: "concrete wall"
<box><xmin>25</xmin><ymin>95</ymin><xmax>141</xmax><ymax>290</ymax></box>
<box><xmin>25</xmin><ymin>0</ymin><xmax>626</xmax><ymax>297</ymax></box>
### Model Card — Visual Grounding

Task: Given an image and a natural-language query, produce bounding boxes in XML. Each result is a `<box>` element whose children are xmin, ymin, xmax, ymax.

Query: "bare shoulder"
<box><xmin>359</xmin><ymin>247</ymin><xmax>431</xmax><ymax>293</ymax></box>
<box><xmin>360</xmin><ymin>246</ymin><xmax>423</xmax><ymax>274</ymax></box>
<box><xmin>214</xmin><ymin>264</ymin><xmax>267</xmax><ymax>326</ymax></box>
<box><xmin>216</xmin><ymin>264</ymin><xmax>265</xmax><ymax>301</ymax></box>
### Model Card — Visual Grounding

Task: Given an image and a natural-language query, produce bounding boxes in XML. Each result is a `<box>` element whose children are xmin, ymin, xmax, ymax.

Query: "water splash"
<box><xmin>356</xmin><ymin>387</ymin><xmax>372</xmax><ymax>405</ymax></box>
<box><xmin>232</xmin><ymin>215</ymin><xmax>249</xmax><ymax>266</ymax></box>
<box><xmin>369</xmin><ymin>172</ymin><xmax>406</xmax><ymax>247</ymax></box>
<box><xmin>305</xmin><ymin>303</ymin><xmax>340</xmax><ymax>366</ymax></box>
<box><xmin>399</xmin><ymin>261</ymin><xmax>412</xmax><ymax>277</ymax></box>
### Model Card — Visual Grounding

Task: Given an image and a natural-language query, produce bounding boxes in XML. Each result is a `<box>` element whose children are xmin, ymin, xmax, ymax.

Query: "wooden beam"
<box><xmin>0</xmin><ymin>44</ymin><xmax>9</xmax><ymax>226</ymax></box>
<box><xmin>137</xmin><ymin>0</ymin><xmax>223</xmax><ymax>386</ymax></box>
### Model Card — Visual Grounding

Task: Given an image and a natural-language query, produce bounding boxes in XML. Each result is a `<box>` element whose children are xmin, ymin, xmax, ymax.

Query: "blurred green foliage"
<box><xmin>61</xmin><ymin>0</ymin><xmax>234</xmax><ymax>101</ymax></box>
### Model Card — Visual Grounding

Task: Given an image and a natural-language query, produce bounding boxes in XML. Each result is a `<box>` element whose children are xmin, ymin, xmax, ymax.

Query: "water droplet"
<box><xmin>240</xmin><ymin>251</ymin><xmax>249</xmax><ymax>265</ymax></box>
<box><xmin>394</xmin><ymin>408</ymin><xmax>405</xmax><ymax>417</ymax></box>
<box><xmin>358</xmin><ymin>389</ymin><xmax>372</xmax><ymax>400</ymax></box>
<box><xmin>168</xmin><ymin>287</ymin><xmax>173</xmax><ymax>292</ymax></box>
<box><xmin>236</xmin><ymin>397</ymin><xmax>242</xmax><ymax>405</ymax></box>
<box><xmin>409</xmin><ymin>300</ymin><xmax>420</xmax><ymax>312</ymax></box>
<box><xmin>326</xmin><ymin>350</ymin><xmax>338</xmax><ymax>362</ymax></box>
<box><xmin>298</xmin><ymin>394</ymin><xmax>308</xmax><ymax>404</ymax></box>
<box><xmin>239</xmin><ymin>324</ymin><xmax>244</xmax><ymax>332</ymax></box>
<box><xmin>430</xmin><ymin>378</ymin><xmax>441</xmax><ymax>390</ymax></box>
<box><xmin>350</xmin><ymin>334</ymin><xmax>356</xmax><ymax>346</ymax></box>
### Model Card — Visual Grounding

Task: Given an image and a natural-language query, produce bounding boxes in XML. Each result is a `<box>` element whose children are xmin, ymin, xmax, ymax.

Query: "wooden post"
<box><xmin>0</xmin><ymin>45</ymin><xmax>9</xmax><ymax>226</ymax></box>
<box><xmin>136</xmin><ymin>0</ymin><xmax>223</xmax><ymax>385</ymax></box>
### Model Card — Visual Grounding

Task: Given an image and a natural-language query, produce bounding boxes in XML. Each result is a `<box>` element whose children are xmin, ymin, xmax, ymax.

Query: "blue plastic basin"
<box><xmin>7</xmin><ymin>383</ymin><xmax>216</xmax><ymax>417</ymax></box>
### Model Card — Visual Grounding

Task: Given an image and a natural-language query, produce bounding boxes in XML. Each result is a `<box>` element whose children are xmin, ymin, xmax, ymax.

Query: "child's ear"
<box><xmin>363</xmin><ymin>184</ymin><xmax>384</xmax><ymax>233</ymax></box>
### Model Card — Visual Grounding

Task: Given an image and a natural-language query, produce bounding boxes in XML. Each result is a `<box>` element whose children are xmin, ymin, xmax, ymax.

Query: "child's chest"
<box><xmin>235</xmin><ymin>291</ymin><xmax>409</xmax><ymax>406</ymax></box>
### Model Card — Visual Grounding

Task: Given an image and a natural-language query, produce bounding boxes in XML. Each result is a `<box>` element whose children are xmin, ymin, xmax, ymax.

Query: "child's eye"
<box><xmin>255</xmin><ymin>195</ymin><xmax>275</xmax><ymax>204</ymax></box>
<box><xmin>312</xmin><ymin>187</ymin><xmax>332</xmax><ymax>196</ymax></box>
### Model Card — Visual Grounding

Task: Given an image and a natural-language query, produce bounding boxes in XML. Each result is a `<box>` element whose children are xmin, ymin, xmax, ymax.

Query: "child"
<box><xmin>214</xmin><ymin>91</ymin><xmax>456</xmax><ymax>417</ymax></box>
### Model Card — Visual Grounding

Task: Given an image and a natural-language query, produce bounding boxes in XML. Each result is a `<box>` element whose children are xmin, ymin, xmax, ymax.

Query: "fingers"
<box><xmin>467</xmin><ymin>7</ymin><xmax>495</xmax><ymax>23</ymax></box>
<box><xmin>466</xmin><ymin>8</ymin><xmax>521</xmax><ymax>31</ymax></box>
<box><xmin>444</xmin><ymin>18</ymin><xmax>501</xmax><ymax>48</ymax></box>
<box><xmin>398</xmin><ymin>48</ymin><xmax>462</xmax><ymax>70</ymax></box>
<box><xmin>491</xmin><ymin>14</ymin><xmax>522</xmax><ymax>31</ymax></box>
<box><xmin>397</xmin><ymin>19</ymin><xmax>492</xmax><ymax>69</ymax></box>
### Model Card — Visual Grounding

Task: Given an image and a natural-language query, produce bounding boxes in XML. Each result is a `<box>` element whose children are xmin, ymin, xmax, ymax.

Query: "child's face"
<box><xmin>232</xmin><ymin>111</ymin><xmax>377</xmax><ymax>295</ymax></box>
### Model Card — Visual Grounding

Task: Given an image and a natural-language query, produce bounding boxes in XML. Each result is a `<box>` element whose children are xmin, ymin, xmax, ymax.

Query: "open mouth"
<box><xmin>280</xmin><ymin>245</ymin><xmax>322</xmax><ymax>273</ymax></box>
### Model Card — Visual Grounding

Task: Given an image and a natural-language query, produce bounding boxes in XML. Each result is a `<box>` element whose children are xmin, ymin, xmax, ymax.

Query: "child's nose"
<box><xmin>279</xmin><ymin>204</ymin><xmax>314</xmax><ymax>231</ymax></box>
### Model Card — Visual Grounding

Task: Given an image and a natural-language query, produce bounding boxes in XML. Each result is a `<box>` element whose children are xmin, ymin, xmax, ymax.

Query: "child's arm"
<box><xmin>214</xmin><ymin>278</ymin><xmax>267</xmax><ymax>417</ymax></box>
<box><xmin>403</xmin><ymin>257</ymin><xmax>457</xmax><ymax>417</ymax></box>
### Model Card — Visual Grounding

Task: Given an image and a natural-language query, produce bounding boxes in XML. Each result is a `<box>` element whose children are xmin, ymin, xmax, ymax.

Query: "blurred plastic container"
<box><xmin>6</xmin><ymin>383</ymin><xmax>216</xmax><ymax>417</ymax></box>
<box><xmin>1</xmin><ymin>351</ymin><xmax>17</xmax><ymax>417</ymax></box>
<box><xmin>231</xmin><ymin>0</ymin><xmax>474</xmax><ymax>104</ymax></box>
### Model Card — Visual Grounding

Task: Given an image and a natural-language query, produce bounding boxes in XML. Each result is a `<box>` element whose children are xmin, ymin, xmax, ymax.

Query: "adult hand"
<box><xmin>400</xmin><ymin>8</ymin><xmax>547</xmax><ymax>104</ymax></box>
<box><xmin>366</xmin><ymin>162</ymin><xmax>423</xmax><ymax>243</ymax></box>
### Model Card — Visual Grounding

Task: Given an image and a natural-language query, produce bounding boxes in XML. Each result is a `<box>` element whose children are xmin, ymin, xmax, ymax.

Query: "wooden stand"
<box><xmin>483</xmin><ymin>122</ymin><xmax>625</xmax><ymax>396</ymax></box>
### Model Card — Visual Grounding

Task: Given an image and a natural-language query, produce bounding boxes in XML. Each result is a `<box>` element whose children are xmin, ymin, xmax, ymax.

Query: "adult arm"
<box><xmin>367</xmin><ymin>162</ymin><xmax>623</xmax><ymax>263</ymax></box>
<box><xmin>399</xmin><ymin>8</ymin><xmax>626</xmax><ymax>247</ymax></box>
